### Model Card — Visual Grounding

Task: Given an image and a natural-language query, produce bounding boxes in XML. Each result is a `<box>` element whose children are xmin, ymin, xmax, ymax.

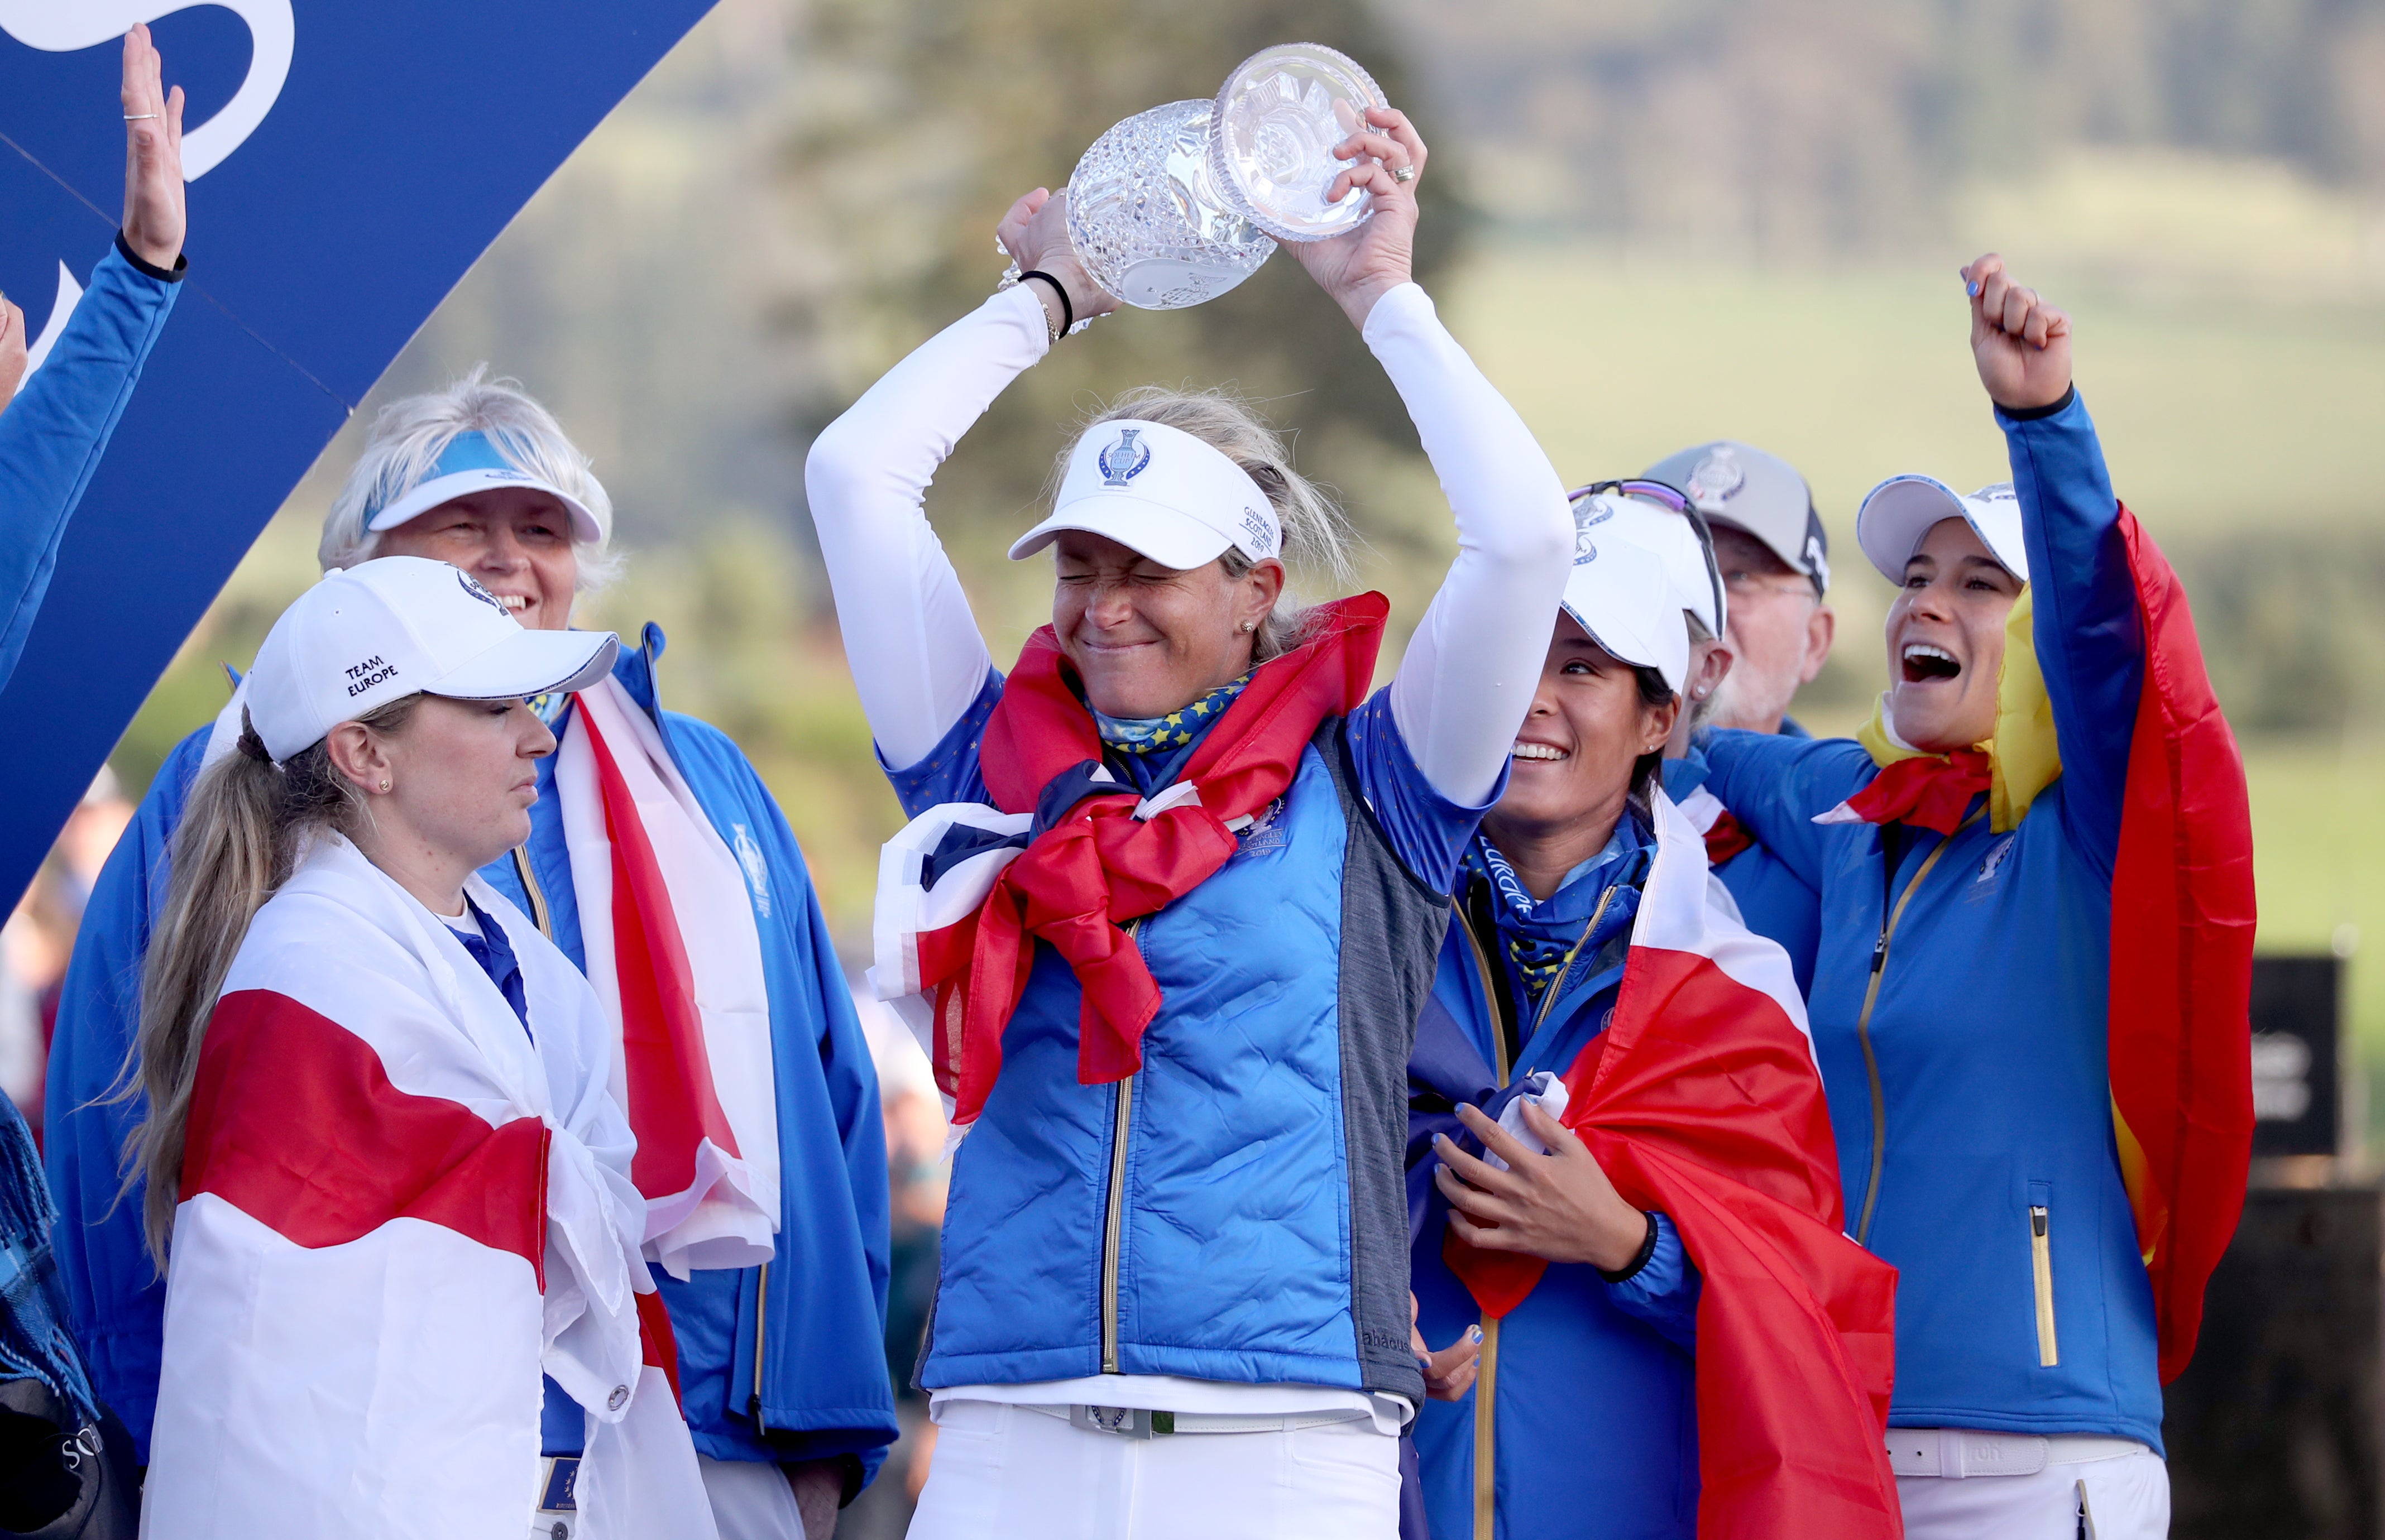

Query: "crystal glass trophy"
<box><xmin>1208</xmin><ymin>44</ymin><xmax>1388</xmax><ymax>243</ymax></box>
<box><xmin>1040</xmin><ymin>43</ymin><xmax>1391</xmax><ymax>313</ymax></box>
<box><xmin>1062</xmin><ymin>98</ymin><xmax>1277</xmax><ymax>311</ymax></box>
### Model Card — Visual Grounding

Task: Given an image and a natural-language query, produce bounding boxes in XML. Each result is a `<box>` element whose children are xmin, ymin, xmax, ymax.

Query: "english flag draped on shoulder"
<box><xmin>143</xmin><ymin>834</ymin><xmax>714</xmax><ymax>1539</ymax></box>
<box><xmin>0</xmin><ymin>0</ymin><xmax>717</xmax><ymax>904</ymax></box>
<box><xmin>557</xmin><ymin>675</ymin><xmax>782</xmax><ymax>1279</ymax></box>
<box><xmin>1445</xmin><ymin>790</ymin><xmax>1904</xmax><ymax>1540</ymax></box>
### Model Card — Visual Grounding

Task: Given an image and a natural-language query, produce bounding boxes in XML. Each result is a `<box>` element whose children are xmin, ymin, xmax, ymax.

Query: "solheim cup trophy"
<box><xmin>1018</xmin><ymin>44</ymin><xmax>1390</xmax><ymax>314</ymax></box>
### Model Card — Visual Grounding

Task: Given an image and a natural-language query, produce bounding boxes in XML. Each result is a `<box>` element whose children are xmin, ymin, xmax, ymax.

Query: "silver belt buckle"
<box><xmin>1069</xmin><ymin>1404</ymin><xmax>1175</xmax><ymax>1438</ymax></box>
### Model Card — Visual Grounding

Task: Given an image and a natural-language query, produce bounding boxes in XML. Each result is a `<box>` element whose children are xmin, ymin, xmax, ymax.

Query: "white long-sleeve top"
<box><xmin>805</xmin><ymin>280</ymin><xmax>1572</xmax><ymax>810</ymax></box>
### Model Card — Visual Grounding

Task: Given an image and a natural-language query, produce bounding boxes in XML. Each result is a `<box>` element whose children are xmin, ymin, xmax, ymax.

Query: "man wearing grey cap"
<box><xmin>1642</xmin><ymin>441</ymin><xmax>1835</xmax><ymax>737</ymax></box>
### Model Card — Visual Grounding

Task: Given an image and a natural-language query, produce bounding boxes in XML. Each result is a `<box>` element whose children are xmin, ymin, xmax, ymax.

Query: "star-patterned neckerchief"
<box><xmin>1464</xmin><ymin>813</ymin><xmax>1650</xmax><ymax>1003</ymax></box>
<box><xmin>1093</xmin><ymin>673</ymin><xmax>1253</xmax><ymax>756</ymax></box>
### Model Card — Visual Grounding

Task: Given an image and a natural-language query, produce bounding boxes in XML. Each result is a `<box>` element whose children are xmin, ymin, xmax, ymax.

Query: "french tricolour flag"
<box><xmin>1448</xmin><ymin>790</ymin><xmax>1904</xmax><ymax>1538</ymax></box>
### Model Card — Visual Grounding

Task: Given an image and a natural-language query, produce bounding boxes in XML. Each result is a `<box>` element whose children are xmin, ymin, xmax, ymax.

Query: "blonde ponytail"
<box><xmin>126</xmin><ymin>699</ymin><xmax>417</xmax><ymax>1263</ymax></box>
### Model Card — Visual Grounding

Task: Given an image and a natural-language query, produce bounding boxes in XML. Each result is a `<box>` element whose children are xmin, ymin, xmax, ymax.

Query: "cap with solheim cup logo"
<box><xmin>1558</xmin><ymin>498</ymin><xmax>1690</xmax><ymax>697</ymax></box>
<box><xmin>1008</xmin><ymin>419</ymin><xmax>1281</xmax><ymax>570</ymax></box>
<box><xmin>1641</xmin><ymin>440</ymin><xmax>1830</xmax><ymax>598</ymax></box>
<box><xmin>245</xmin><ymin>557</ymin><xmax>619</xmax><ymax>763</ymax></box>
<box><xmin>1568</xmin><ymin>480</ymin><xmax>1725</xmax><ymax>639</ymax></box>
<box><xmin>363</xmin><ymin>429</ymin><xmax>605</xmax><ymax>543</ymax></box>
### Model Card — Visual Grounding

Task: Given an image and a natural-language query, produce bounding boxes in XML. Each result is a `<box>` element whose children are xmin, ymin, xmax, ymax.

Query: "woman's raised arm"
<box><xmin>803</xmin><ymin>293</ymin><xmax>1027</xmax><ymax>770</ymax></box>
<box><xmin>1370</xmin><ymin>289</ymin><xmax>1574</xmax><ymax>805</ymax></box>
<box><xmin>1283</xmin><ymin>108</ymin><xmax>1574</xmax><ymax>807</ymax></box>
<box><xmin>804</xmin><ymin>191</ymin><xmax>1116</xmax><ymax>770</ymax></box>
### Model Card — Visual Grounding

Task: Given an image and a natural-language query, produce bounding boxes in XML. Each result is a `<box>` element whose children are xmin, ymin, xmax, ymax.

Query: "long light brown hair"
<box><xmin>124</xmin><ymin>697</ymin><xmax>418</xmax><ymax>1263</ymax></box>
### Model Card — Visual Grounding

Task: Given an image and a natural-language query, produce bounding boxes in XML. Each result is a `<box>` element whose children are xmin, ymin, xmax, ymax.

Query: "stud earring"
<box><xmin>379</xmin><ymin>779</ymin><xmax>392</xmax><ymax>791</ymax></box>
<box><xmin>1241</xmin><ymin>620</ymin><xmax>1256</xmax><ymax>632</ymax></box>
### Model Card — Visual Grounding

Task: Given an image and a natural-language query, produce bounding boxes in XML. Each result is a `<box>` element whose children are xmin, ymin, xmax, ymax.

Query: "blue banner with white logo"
<box><xmin>0</xmin><ymin>1</ymin><xmax>716</xmax><ymax>899</ymax></box>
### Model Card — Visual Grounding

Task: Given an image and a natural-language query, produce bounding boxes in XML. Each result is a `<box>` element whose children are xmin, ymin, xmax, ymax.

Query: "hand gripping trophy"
<box><xmin>1004</xmin><ymin>44</ymin><xmax>1396</xmax><ymax>315</ymax></box>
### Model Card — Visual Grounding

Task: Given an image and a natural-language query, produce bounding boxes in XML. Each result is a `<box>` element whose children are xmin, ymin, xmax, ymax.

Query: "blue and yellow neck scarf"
<box><xmin>1093</xmin><ymin>674</ymin><xmax>1252</xmax><ymax>756</ymax></box>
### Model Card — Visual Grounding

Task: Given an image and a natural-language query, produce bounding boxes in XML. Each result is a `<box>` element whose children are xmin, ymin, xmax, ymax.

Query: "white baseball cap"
<box><xmin>1559</xmin><ymin>519</ymin><xmax>1689</xmax><ymax>696</ymax></box>
<box><xmin>247</xmin><ymin>556</ymin><xmax>620</xmax><ymax>762</ymax></box>
<box><xmin>1572</xmin><ymin>484</ymin><xmax>1725</xmax><ymax>637</ymax></box>
<box><xmin>1856</xmin><ymin>476</ymin><xmax>2030</xmax><ymax>585</ymax></box>
<box><xmin>363</xmin><ymin>429</ymin><xmax>605</xmax><ymax>543</ymax></box>
<box><xmin>1008</xmin><ymin>419</ymin><xmax>1281</xmax><ymax>569</ymax></box>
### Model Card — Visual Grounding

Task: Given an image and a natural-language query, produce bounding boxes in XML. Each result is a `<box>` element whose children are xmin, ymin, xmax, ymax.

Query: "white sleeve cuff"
<box><xmin>1358</xmin><ymin>281</ymin><xmax>1435</xmax><ymax>353</ymax></box>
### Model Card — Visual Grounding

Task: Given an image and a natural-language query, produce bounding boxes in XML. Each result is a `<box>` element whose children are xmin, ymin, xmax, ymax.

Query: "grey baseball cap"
<box><xmin>1642</xmin><ymin>440</ymin><xmax>1829</xmax><ymax>597</ymax></box>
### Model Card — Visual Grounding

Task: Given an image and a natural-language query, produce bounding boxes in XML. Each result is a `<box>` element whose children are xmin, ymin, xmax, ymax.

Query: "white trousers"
<box><xmin>698</xmin><ymin>1453</ymin><xmax>807</xmax><ymax>1540</ymax></box>
<box><xmin>904</xmin><ymin>1400</ymin><xmax>1401</xmax><ymax>1540</ymax></box>
<box><xmin>1897</xmin><ymin>1448</ymin><xmax>2170</xmax><ymax>1539</ymax></box>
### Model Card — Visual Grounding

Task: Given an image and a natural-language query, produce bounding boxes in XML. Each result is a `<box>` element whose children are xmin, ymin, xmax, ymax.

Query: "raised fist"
<box><xmin>1961</xmin><ymin>253</ymin><xmax>2071</xmax><ymax>413</ymax></box>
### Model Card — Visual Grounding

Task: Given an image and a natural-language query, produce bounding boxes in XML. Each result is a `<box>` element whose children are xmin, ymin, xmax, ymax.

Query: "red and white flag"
<box><xmin>142</xmin><ymin>835</ymin><xmax>716</xmax><ymax>1539</ymax></box>
<box><xmin>1447</xmin><ymin>790</ymin><xmax>1903</xmax><ymax>1539</ymax></box>
<box><xmin>556</xmin><ymin>676</ymin><xmax>780</xmax><ymax>1279</ymax></box>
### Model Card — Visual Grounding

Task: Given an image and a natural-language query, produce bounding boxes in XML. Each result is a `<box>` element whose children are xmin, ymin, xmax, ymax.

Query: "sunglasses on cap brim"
<box><xmin>1567</xmin><ymin>479</ymin><xmax>1726</xmax><ymax>637</ymax></box>
<box><xmin>1568</xmin><ymin>478</ymin><xmax>1692</xmax><ymax>515</ymax></box>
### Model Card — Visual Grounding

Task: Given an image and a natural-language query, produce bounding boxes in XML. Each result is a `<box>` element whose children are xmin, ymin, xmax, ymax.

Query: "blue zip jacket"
<box><xmin>1406</xmin><ymin>817</ymin><xmax>1705</xmax><ymax>1539</ymax></box>
<box><xmin>888</xmin><ymin>674</ymin><xmax>1482</xmax><ymax>1407</ymax></box>
<box><xmin>43</xmin><ymin>626</ymin><xmax>899</xmax><ymax>1483</ymax></box>
<box><xmin>0</xmin><ymin>236</ymin><xmax>181</xmax><ymax>692</ymax></box>
<box><xmin>1700</xmin><ymin>391</ymin><xmax>2160</xmax><ymax>1451</ymax></box>
<box><xmin>1661</xmin><ymin>747</ymin><xmax>1821</xmax><ymax>997</ymax></box>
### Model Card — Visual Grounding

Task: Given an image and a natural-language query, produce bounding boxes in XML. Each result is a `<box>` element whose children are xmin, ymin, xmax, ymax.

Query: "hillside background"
<box><xmin>113</xmin><ymin>0</ymin><xmax>2385</xmax><ymax>1130</ymax></box>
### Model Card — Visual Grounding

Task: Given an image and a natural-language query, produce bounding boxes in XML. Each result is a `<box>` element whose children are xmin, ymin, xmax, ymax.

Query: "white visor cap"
<box><xmin>1559</xmin><ymin>529</ymin><xmax>1689</xmax><ymax>696</ymax></box>
<box><xmin>1577</xmin><ymin>490</ymin><xmax>1724</xmax><ymax>637</ymax></box>
<box><xmin>1856</xmin><ymin>476</ymin><xmax>2030</xmax><ymax>586</ymax></box>
<box><xmin>247</xmin><ymin>556</ymin><xmax>619</xmax><ymax>762</ymax></box>
<box><xmin>1008</xmin><ymin>419</ymin><xmax>1282</xmax><ymax>569</ymax></box>
<box><xmin>363</xmin><ymin>430</ymin><xmax>605</xmax><ymax>544</ymax></box>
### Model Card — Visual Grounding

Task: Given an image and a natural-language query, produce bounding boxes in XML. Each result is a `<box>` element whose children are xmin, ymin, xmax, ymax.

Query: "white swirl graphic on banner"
<box><xmin>3</xmin><ymin>1</ymin><xmax>293</xmax><ymax>374</ymax></box>
<box><xmin>0</xmin><ymin>0</ymin><xmax>294</xmax><ymax>179</ymax></box>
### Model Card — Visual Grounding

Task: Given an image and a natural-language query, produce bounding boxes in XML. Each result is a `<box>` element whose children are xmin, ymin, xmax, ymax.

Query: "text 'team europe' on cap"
<box><xmin>246</xmin><ymin>556</ymin><xmax>619</xmax><ymax>762</ymax></box>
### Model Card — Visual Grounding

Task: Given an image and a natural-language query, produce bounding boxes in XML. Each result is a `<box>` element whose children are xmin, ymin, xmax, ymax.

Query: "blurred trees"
<box><xmin>1376</xmin><ymin>0</ymin><xmax>2385</xmax><ymax>254</ymax></box>
<box><xmin>775</xmin><ymin>0</ymin><xmax>1478</xmax><ymax>643</ymax></box>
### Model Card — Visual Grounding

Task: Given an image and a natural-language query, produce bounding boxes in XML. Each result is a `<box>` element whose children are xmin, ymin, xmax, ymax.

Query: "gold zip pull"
<box><xmin>2029</xmin><ymin>1205</ymin><xmax>2059</xmax><ymax>1367</ymax></box>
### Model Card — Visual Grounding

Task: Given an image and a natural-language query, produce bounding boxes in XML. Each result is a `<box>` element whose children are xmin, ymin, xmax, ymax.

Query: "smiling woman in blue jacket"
<box><xmin>44</xmin><ymin>374</ymin><xmax>897</xmax><ymax>1540</ymax></box>
<box><xmin>1406</xmin><ymin>500</ymin><xmax>1902</xmax><ymax>1540</ymax></box>
<box><xmin>1697</xmin><ymin>255</ymin><xmax>2255</xmax><ymax>1540</ymax></box>
<box><xmin>807</xmin><ymin>108</ymin><xmax>1577</xmax><ymax>1539</ymax></box>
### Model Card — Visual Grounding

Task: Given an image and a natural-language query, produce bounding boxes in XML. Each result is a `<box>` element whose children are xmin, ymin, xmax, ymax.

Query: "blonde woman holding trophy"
<box><xmin>808</xmin><ymin>49</ymin><xmax>1573</xmax><ymax>1540</ymax></box>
